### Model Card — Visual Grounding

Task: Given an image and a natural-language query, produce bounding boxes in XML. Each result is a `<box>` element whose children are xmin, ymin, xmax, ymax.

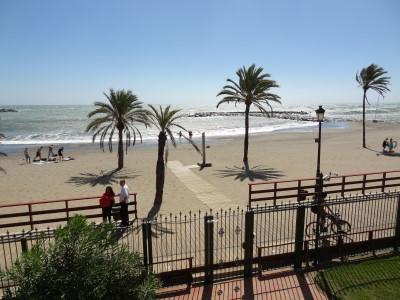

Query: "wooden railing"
<box><xmin>0</xmin><ymin>193</ymin><xmax>137</xmax><ymax>230</ymax></box>
<box><xmin>248</xmin><ymin>170</ymin><xmax>400</xmax><ymax>207</ymax></box>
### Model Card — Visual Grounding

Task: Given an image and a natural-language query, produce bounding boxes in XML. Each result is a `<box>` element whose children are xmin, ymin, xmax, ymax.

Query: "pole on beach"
<box><xmin>198</xmin><ymin>132</ymin><xmax>212</xmax><ymax>169</ymax></box>
<box><xmin>314</xmin><ymin>105</ymin><xmax>325</xmax><ymax>266</ymax></box>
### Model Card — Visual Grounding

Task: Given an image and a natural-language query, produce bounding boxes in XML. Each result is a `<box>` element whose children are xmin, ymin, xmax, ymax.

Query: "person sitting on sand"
<box><xmin>99</xmin><ymin>186</ymin><xmax>115</xmax><ymax>223</ymax></box>
<box><xmin>382</xmin><ymin>138</ymin><xmax>388</xmax><ymax>152</ymax></box>
<box><xmin>389</xmin><ymin>138</ymin><xmax>394</xmax><ymax>153</ymax></box>
<box><xmin>57</xmin><ymin>147</ymin><xmax>64</xmax><ymax>161</ymax></box>
<box><xmin>24</xmin><ymin>148</ymin><xmax>31</xmax><ymax>164</ymax></box>
<box><xmin>48</xmin><ymin>145</ymin><xmax>55</xmax><ymax>160</ymax></box>
<box><xmin>33</xmin><ymin>146</ymin><xmax>43</xmax><ymax>161</ymax></box>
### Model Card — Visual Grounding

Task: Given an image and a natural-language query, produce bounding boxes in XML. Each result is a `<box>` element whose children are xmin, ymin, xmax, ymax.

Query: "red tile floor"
<box><xmin>157</xmin><ymin>269</ymin><xmax>327</xmax><ymax>300</ymax></box>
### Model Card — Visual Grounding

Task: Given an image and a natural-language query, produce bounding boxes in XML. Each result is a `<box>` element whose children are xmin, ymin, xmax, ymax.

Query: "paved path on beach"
<box><xmin>167</xmin><ymin>161</ymin><xmax>236</xmax><ymax>210</ymax></box>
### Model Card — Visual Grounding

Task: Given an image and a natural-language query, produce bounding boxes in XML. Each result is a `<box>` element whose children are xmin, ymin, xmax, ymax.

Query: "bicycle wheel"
<box><xmin>305</xmin><ymin>221</ymin><xmax>319</xmax><ymax>238</ymax></box>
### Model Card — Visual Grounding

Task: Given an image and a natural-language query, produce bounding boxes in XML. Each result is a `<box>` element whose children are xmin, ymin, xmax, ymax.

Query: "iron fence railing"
<box><xmin>1</xmin><ymin>191</ymin><xmax>400</xmax><ymax>296</ymax></box>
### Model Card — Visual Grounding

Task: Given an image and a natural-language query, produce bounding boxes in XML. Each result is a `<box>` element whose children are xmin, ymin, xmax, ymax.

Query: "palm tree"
<box><xmin>0</xmin><ymin>133</ymin><xmax>7</xmax><ymax>173</ymax></box>
<box><xmin>217</xmin><ymin>64</ymin><xmax>281</xmax><ymax>164</ymax></box>
<box><xmin>146</xmin><ymin>105</ymin><xmax>199</xmax><ymax>208</ymax></box>
<box><xmin>356</xmin><ymin>64</ymin><xmax>390</xmax><ymax>148</ymax></box>
<box><xmin>86</xmin><ymin>89</ymin><xmax>149</xmax><ymax>170</ymax></box>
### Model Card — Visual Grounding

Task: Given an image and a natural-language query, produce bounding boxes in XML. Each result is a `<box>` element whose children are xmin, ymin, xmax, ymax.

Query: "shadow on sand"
<box><xmin>214</xmin><ymin>162</ymin><xmax>284</xmax><ymax>182</ymax></box>
<box><xmin>145</xmin><ymin>204</ymin><xmax>175</xmax><ymax>238</ymax></box>
<box><xmin>66</xmin><ymin>168</ymin><xmax>141</xmax><ymax>187</ymax></box>
<box><xmin>366</xmin><ymin>147</ymin><xmax>400</xmax><ymax>157</ymax></box>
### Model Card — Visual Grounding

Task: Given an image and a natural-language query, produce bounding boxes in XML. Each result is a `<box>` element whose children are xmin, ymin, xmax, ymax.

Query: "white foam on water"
<box><xmin>0</xmin><ymin>102</ymin><xmax>398</xmax><ymax>147</ymax></box>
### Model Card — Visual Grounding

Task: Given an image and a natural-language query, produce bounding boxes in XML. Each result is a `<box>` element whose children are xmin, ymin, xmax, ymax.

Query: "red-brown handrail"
<box><xmin>0</xmin><ymin>193</ymin><xmax>138</xmax><ymax>230</ymax></box>
<box><xmin>248</xmin><ymin>170</ymin><xmax>400</xmax><ymax>207</ymax></box>
<box><xmin>0</xmin><ymin>193</ymin><xmax>137</xmax><ymax>208</ymax></box>
<box><xmin>248</xmin><ymin>170</ymin><xmax>400</xmax><ymax>186</ymax></box>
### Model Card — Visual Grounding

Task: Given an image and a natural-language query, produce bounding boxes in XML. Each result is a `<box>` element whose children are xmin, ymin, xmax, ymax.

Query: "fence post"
<box><xmin>341</xmin><ymin>176</ymin><xmax>345</xmax><ymax>197</ymax></box>
<box><xmin>362</xmin><ymin>174</ymin><xmax>367</xmax><ymax>194</ymax></box>
<box><xmin>134</xmin><ymin>194</ymin><xmax>138</xmax><ymax>219</ymax></box>
<box><xmin>28</xmin><ymin>204</ymin><xmax>34</xmax><ymax>230</ymax></box>
<box><xmin>248</xmin><ymin>185</ymin><xmax>252</xmax><ymax>209</ymax></box>
<box><xmin>294</xmin><ymin>205</ymin><xmax>306</xmax><ymax>271</ymax></box>
<box><xmin>314</xmin><ymin>173</ymin><xmax>324</xmax><ymax>266</ymax></box>
<box><xmin>20</xmin><ymin>237</ymin><xmax>28</xmax><ymax>252</ymax></box>
<box><xmin>244</xmin><ymin>210</ymin><xmax>255</xmax><ymax>277</ymax></box>
<box><xmin>146</xmin><ymin>222</ymin><xmax>153</xmax><ymax>269</ymax></box>
<box><xmin>395</xmin><ymin>195</ymin><xmax>400</xmax><ymax>253</ymax></box>
<box><xmin>204</xmin><ymin>215</ymin><xmax>214</xmax><ymax>284</ymax></box>
<box><xmin>65</xmin><ymin>200</ymin><xmax>70</xmax><ymax>221</ymax></box>
<box><xmin>382</xmin><ymin>172</ymin><xmax>386</xmax><ymax>192</ymax></box>
<box><xmin>142</xmin><ymin>222</ymin><xmax>149</xmax><ymax>268</ymax></box>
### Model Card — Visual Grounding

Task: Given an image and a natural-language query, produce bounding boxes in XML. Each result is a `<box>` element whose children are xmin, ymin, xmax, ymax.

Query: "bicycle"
<box><xmin>305</xmin><ymin>205</ymin><xmax>352</xmax><ymax>247</ymax></box>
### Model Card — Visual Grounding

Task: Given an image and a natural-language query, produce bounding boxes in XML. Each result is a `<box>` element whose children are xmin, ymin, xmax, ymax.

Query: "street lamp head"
<box><xmin>315</xmin><ymin>105</ymin><xmax>325</xmax><ymax>122</ymax></box>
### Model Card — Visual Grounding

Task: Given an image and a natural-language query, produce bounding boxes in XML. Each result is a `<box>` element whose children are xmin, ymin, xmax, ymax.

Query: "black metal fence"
<box><xmin>1</xmin><ymin>191</ymin><xmax>400</xmax><ymax>296</ymax></box>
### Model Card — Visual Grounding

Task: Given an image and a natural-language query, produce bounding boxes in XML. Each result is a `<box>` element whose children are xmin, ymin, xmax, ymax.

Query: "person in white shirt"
<box><xmin>119</xmin><ymin>179</ymin><xmax>129</xmax><ymax>226</ymax></box>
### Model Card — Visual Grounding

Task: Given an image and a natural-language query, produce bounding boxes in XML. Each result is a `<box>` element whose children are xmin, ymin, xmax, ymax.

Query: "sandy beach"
<box><xmin>0</xmin><ymin>121</ymin><xmax>398</xmax><ymax>221</ymax></box>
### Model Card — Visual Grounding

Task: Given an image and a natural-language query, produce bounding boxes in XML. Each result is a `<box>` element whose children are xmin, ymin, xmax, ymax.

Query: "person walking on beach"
<box><xmin>119</xmin><ymin>179</ymin><xmax>129</xmax><ymax>226</ymax></box>
<box><xmin>24</xmin><ymin>148</ymin><xmax>30</xmax><ymax>164</ymax></box>
<box><xmin>382</xmin><ymin>138</ymin><xmax>388</xmax><ymax>152</ymax></box>
<box><xmin>48</xmin><ymin>145</ymin><xmax>55</xmax><ymax>160</ymax></box>
<box><xmin>99</xmin><ymin>186</ymin><xmax>115</xmax><ymax>223</ymax></box>
<box><xmin>57</xmin><ymin>147</ymin><xmax>64</xmax><ymax>162</ymax></box>
<box><xmin>33</xmin><ymin>146</ymin><xmax>43</xmax><ymax>161</ymax></box>
<box><xmin>188</xmin><ymin>131</ymin><xmax>193</xmax><ymax>139</ymax></box>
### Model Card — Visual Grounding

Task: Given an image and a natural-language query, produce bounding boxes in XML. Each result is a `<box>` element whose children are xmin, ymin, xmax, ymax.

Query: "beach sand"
<box><xmin>0</xmin><ymin>121</ymin><xmax>398</xmax><ymax>223</ymax></box>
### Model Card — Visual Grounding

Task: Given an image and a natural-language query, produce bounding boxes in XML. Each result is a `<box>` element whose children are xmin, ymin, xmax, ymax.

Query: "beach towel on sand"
<box><xmin>32</xmin><ymin>157</ymin><xmax>75</xmax><ymax>165</ymax></box>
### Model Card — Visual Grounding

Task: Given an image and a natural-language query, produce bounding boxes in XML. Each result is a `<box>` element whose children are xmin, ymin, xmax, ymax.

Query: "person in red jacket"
<box><xmin>99</xmin><ymin>186</ymin><xmax>115</xmax><ymax>222</ymax></box>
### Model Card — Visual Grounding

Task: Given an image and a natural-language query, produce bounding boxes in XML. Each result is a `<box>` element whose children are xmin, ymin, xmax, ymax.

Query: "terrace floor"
<box><xmin>157</xmin><ymin>269</ymin><xmax>327</xmax><ymax>300</ymax></box>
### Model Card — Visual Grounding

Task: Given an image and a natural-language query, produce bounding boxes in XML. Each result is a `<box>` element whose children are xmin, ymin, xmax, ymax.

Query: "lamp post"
<box><xmin>315</xmin><ymin>105</ymin><xmax>325</xmax><ymax>178</ymax></box>
<box><xmin>314</xmin><ymin>105</ymin><xmax>325</xmax><ymax>266</ymax></box>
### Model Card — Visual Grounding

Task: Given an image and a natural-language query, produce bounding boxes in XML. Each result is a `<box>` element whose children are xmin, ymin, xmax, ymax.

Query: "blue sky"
<box><xmin>0</xmin><ymin>0</ymin><xmax>399</xmax><ymax>106</ymax></box>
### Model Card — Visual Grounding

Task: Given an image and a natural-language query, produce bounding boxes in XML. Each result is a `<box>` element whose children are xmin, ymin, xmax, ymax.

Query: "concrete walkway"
<box><xmin>167</xmin><ymin>161</ymin><xmax>236</xmax><ymax>210</ymax></box>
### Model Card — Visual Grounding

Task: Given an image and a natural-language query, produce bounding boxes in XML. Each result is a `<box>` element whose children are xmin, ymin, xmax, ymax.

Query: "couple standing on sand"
<box><xmin>99</xmin><ymin>179</ymin><xmax>130</xmax><ymax>226</ymax></box>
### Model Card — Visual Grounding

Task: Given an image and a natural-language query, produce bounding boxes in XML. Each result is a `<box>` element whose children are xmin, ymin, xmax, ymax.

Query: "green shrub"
<box><xmin>3</xmin><ymin>216</ymin><xmax>159</xmax><ymax>300</ymax></box>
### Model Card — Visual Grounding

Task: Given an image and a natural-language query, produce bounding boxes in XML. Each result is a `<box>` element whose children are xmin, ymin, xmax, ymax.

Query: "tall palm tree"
<box><xmin>217</xmin><ymin>64</ymin><xmax>281</xmax><ymax>164</ymax></box>
<box><xmin>146</xmin><ymin>105</ymin><xmax>199</xmax><ymax>207</ymax></box>
<box><xmin>86</xmin><ymin>89</ymin><xmax>149</xmax><ymax>169</ymax></box>
<box><xmin>356</xmin><ymin>64</ymin><xmax>390</xmax><ymax>148</ymax></box>
<box><xmin>0</xmin><ymin>133</ymin><xmax>7</xmax><ymax>173</ymax></box>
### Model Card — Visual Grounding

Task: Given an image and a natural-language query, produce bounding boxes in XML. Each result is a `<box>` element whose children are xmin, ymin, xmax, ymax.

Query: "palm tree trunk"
<box><xmin>362</xmin><ymin>90</ymin><xmax>366</xmax><ymax>148</ymax></box>
<box><xmin>243</xmin><ymin>103</ymin><xmax>250</xmax><ymax>163</ymax></box>
<box><xmin>154</xmin><ymin>131</ymin><xmax>166</xmax><ymax>205</ymax></box>
<box><xmin>118</xmin><ymin>129</ymin><xmax>123</xmax><ymax>169</ymax></box>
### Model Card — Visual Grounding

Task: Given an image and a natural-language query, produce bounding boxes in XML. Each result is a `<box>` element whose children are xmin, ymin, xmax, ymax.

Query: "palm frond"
<box><xmin>87</xmin><ymin>89</ymin><xmax>147</xmax><ymax>153</ymax></box>
<box><xmin>217</xmin><ymin>64</ymin><xmax>280</xmax><ymax>111</ymax></box>
<box><xmin>146</xmin><ymin>105</ymin><xmax>200</xmax><ymax>154</ymax></box>
<box><xmin>181</xmin><ymin>135</ymin><xmax>201</xmax><ymax>154</ymax></box>
<box><xmin>356</xmin><ymin>64</ymin><xmax>391</xmax><ymax>98</ymax></box>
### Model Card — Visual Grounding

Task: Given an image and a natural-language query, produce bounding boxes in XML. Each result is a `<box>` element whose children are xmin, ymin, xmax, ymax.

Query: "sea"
<box><xmin>0</xmin><ymin>103</ymin><xmax>399</xmax><ymax>153</ymax></box>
